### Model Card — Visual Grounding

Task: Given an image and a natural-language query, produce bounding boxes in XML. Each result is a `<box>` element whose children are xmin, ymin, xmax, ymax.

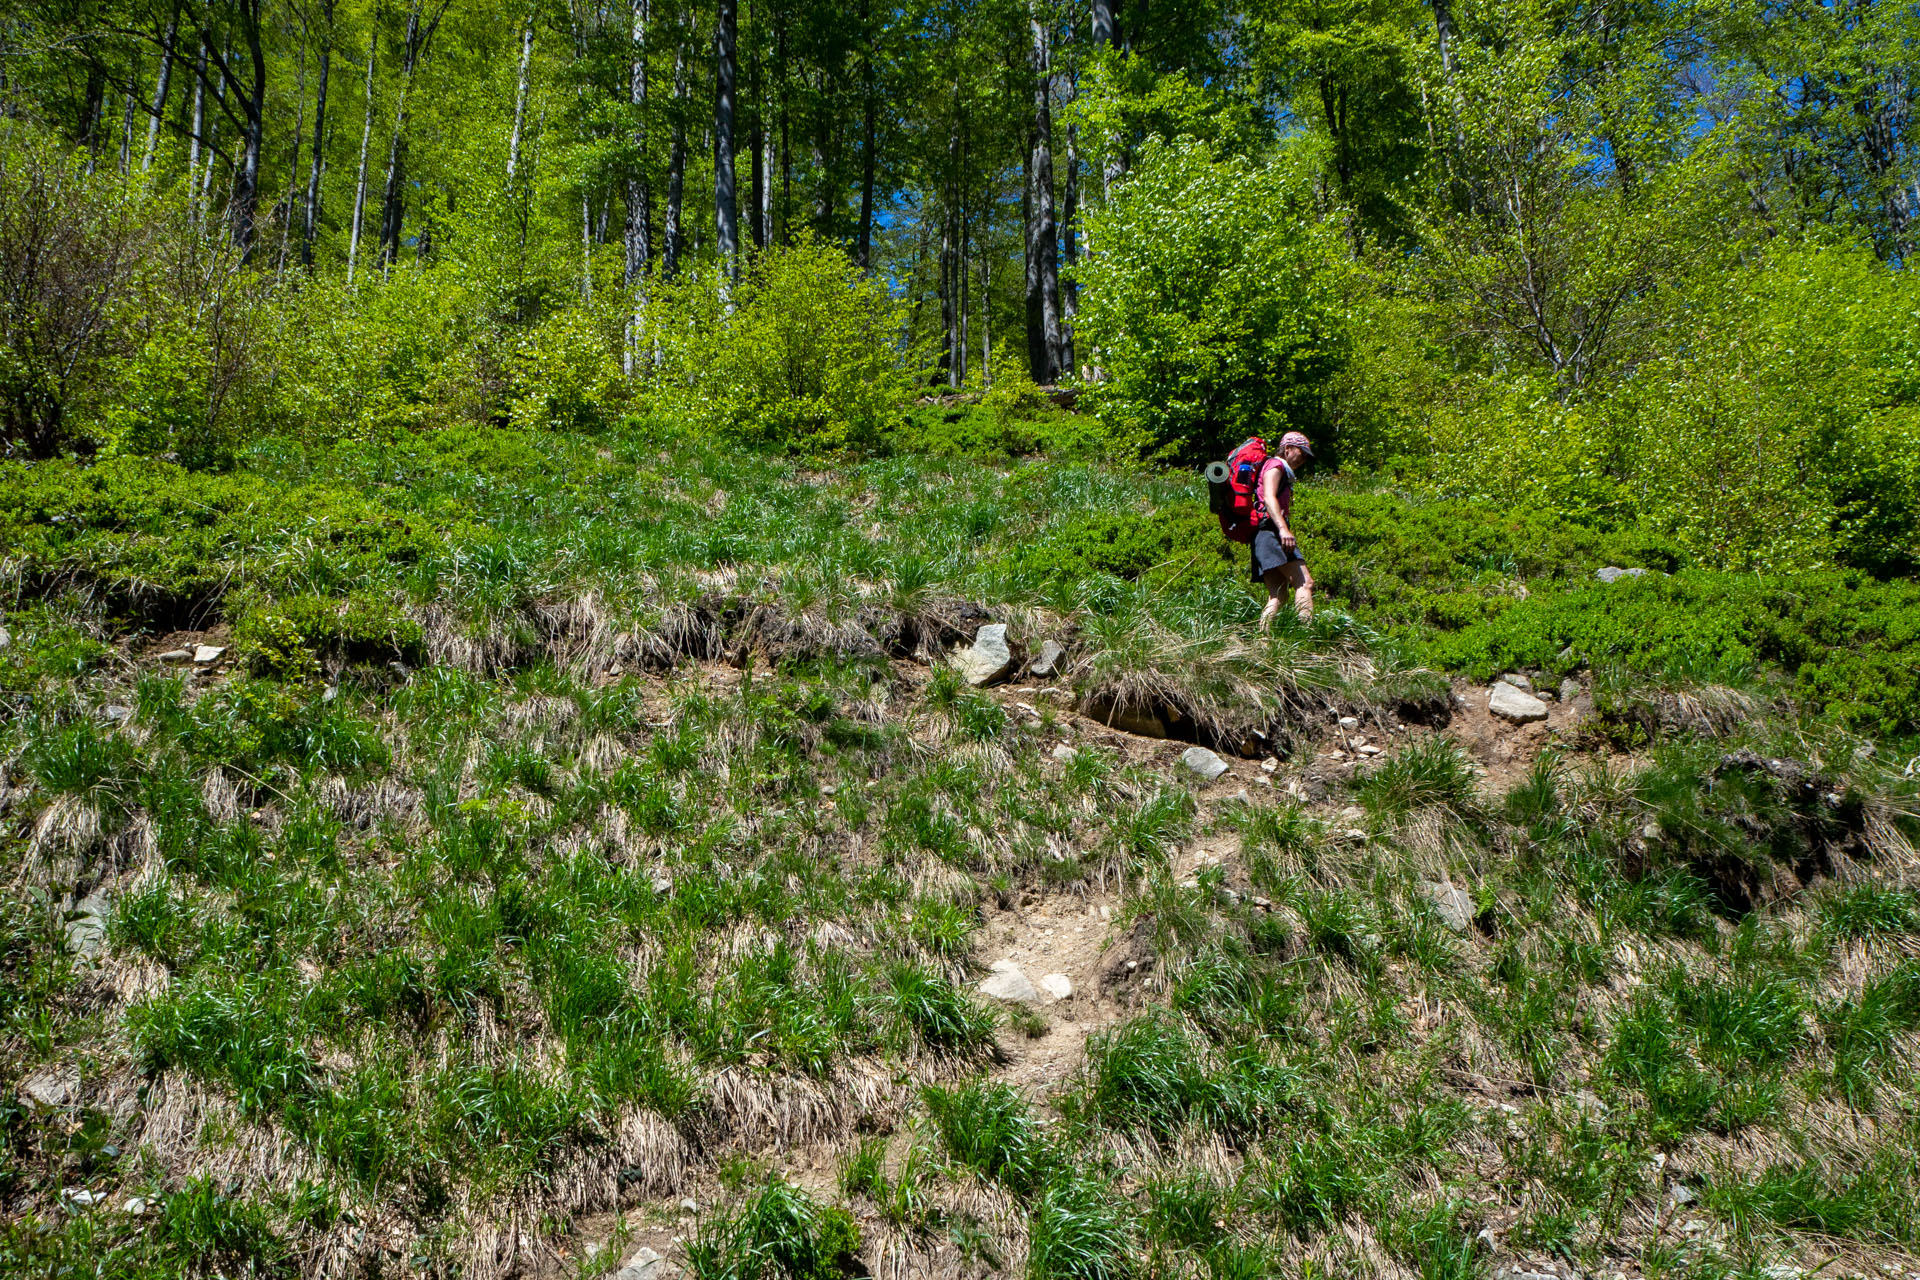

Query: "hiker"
<box><xmin>1252</xmin><ymin>431</ymin><xmax>1314</xmax><ymax>631</ymax></box>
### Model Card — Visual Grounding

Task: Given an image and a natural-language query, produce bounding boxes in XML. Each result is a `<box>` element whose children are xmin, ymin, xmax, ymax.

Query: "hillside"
<box><xmin>3</xmin><ymin>422</ymin><xmax>1918</xmax><ymax>1280</ymax></box>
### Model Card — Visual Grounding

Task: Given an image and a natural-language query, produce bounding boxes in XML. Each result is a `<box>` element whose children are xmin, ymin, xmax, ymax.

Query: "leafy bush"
<box><xmin>1078</xmin><ymin>136</ymin><xmax>1352</xmax><ymax>463</ymax></box>
<box><xmin>1428</xmin><ymin>569</ymin><xmax>1920</xmax><ymax>736</ymax></box>
<box><xmin>646</xmin><ymin>237</ymin><xmax>908</xmax><ymax>454</ymax></box>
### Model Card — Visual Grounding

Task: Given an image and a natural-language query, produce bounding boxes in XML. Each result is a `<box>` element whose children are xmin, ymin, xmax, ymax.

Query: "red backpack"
<box><xmin>1208</xmin><ymin>437</ymin><xmax>1276</xmax><ymax>544</ymax></box>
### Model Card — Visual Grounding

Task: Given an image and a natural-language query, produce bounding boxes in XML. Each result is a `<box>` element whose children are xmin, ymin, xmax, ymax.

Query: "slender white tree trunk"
<box><xmin>623</xmin><ymin>0</ymin><xmax>651</xmax><ymax>374</ymax></box>
<box><xmin>347</xmin><ymin>26</ymin><xmax>377</xmax><ymax>286</ymax></box>
<box><xmin>143</xmin><ymin>18</ymin><xmax>177</xmax><ymax>172</ymax></box>
<box><xmin>507</xmin><ymin>14</ymin><xmax>533</xmax><ymax>181</ymax></box>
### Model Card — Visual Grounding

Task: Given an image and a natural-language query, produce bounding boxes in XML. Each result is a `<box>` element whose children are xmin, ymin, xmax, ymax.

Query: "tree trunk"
<box><xmin>301</xmin><ymin>0</ymin><xmax>332</xmax><ymax>268</ymax></box>
<box><xmin>507</xmin><ymin>13</ymin><xmax>533</xmax><ymax>181</ymax></box>
<box><xmin>1092</xmin><ymin>0</ymin><xmax>1124</xmax><ymax>195</ymax></box>
<box><xmin>625</xmin><ymin>0</ymin><xmax>651</xmax><ymax>373</ymax></box>
<box><xmin>1061</xmin><ymin>116</ymin><xmax>1079</xmax><ymax>378</ymax></box>
<box><xmin>279</xmin><ymin>38</ymin><xmax>307</xmax><ymax>273</ymax></box>
<box><xmin>664</xmin><ymin>23</ymin><xmax>689</xmax><ymax>279</ymax></box>
<box><xmin>714</xmin><ymin>0</ymin><xmax>739</xmax><ymax>285</ymax></box>
<box><xmin>143</xmin><ymin>16</ymin><xmax>177</xmax><ymax>172</ymax></box>
<box><xmin>856</xmin><ymin>0</ymin><xmax>876</xmax><ymax>270</ymax></box>
<box><xmin>977</xmin><ymin>211</ymin><xmax>992</xmax><ymax>388</ymax></box>
<box><xmin>379</xmin><ymin>4</ymin><xmax>422</xmax><ymax>267</ymax></box>
<box><xmin>231</xmin><ymin>15</ymin><xmax>267</xmax><ymax>255</ymax></box>
<box><xmin>187</xmin><ymin>42</ymin><xmax>205</xmax><ymax>214</ymax></box>
<box><xmin>118</xmin><ymin>86</ymin><xmax>135</xmax><ymax>172</ymax></box>
<box><xmin>939</xmin><ymin>196</ymin><xmax>956</xmax><ymax>387</ymax></box>
<box><xmin>347</xmin><ymin>24</ymin><xmax>377</xmax><ymax>285</ymax></box>
<box><xmin>1025</xmin><ymin>6</ymin><xmax>1062</xmax><ymax>384</ymax></box>
<box><xmin>748</xmin><ymin>19</ymin><xmax>765</xmax><ymax>251</ymax></box>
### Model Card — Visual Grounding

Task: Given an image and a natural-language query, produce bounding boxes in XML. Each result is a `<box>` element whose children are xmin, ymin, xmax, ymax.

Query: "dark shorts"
<box><xmin>1250</xmin><ymin>524</ymin><xmax>1304</xmax><ymax>582</ymax></box>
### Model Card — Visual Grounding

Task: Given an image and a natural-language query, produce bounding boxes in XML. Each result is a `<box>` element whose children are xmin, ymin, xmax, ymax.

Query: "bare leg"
<box><xmin>1259</xmin><ymin>566</ymin><xmax>1288</xmax><ymax>633</ymax></box>
<box><xmin>1283</xmin><ymin>561</ymin><xmax>1314</xmax><ymax>624</ymax></box>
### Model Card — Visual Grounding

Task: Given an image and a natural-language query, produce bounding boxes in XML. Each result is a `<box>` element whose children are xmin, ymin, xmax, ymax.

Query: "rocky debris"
<box><xmin>122</xmin><ymin>1197</ymin><xmax>151</xmax><ymax>1215</ymax></box>
<box><xmin>1596</xmin><ymin>565</ymin><xmax>1648</xmax><ymax>584</ymax></box>
<box><xmin>1357</xmin><ymin>744</ymin><xmax>1381</xmax><ymax>756</ymax></box>
<box><xmin>979</xmin><ymin>959</ymin><xmax>1040</xmax><ymax>1003</ymax></box>
<box><xmin>1422</xmin><ymin>881</ymin><xmax>1476</xmax><ymax>935</ymax></box>
<box><xmin>192</xmin><ymin>644</ymin><xmax>227</xmax><ymax>664</ymax></box>
<box><xmin>62</xmin><ymin>1188</ymin><xmax>106</xmax><ymax>1209</ymax></box>
<box><xmin>1029</xmin><ymin>640</ymin><xmax>1066</xmax><ymax>678</ymax></box>
<box><xmin>1260</xmin><ymin>758</ymin><xmax>1278</xmax><ymax>773</ymax></box>
<box><xmin>1558</xmin><ymin>678</ymin><xmax>1581</xmax><ymax>703</ymax></box>
<box><xmin>156</xmin><ymin>648</ymin><xmax>193</xmax><ymax>662</ymax></box>
<box><xmin>100</xmin><ymin>705</ymin><xmax>133</xmax><ymax>725</ymax></box>
<box><xmin>1050</xmin><ymin>744</ymin><xmax>1078</xmax><ymax>763</ymax></box>
<box><xmin>19</xmin><ymin>1069</ymin><xmax>75</xmax><ymax>1109</ymax></box>
<box><xmin>1498</xmin><ymin>672</ymin><xmax>1534</xmax><ymax>691</ymax></box>
<box><xmin>65</xmin><ymin>891</ymin><xmax>110</xmax><ymax>959</ymax></box>
<box><xmin>1488</xmin><ymin>682</ymin><xmax>1549</xmax><ymax>724</ymax></box>
<box><xmin>1669</xmin><ymin>1183</ymin><xmax>1696</xmax><ymax>1205</ymax></box>
<box><xmin>1038</xmin><ymin>972</ymin><xmax>1073</xmax><ymax>1000</ymax></box>
<box><xmin>1179</xmin><ymin>746</ymin><xmax>1230</xmax><ymax>781</ymax></box>
<box><xmin>950</xmin><ymin>623</ymin><xmax>1014</xmax><ymax>686</ymax></box>
<box><xmin>1337</xmin><ymin>715</ymin><xmax>1360</xmax><ymax>729</ymax></box>
<box><xmin>679</xmin><ymin>1197</ymin><xmax>699</xmax><ymax>1214</ymax></box>
<box><xmin>617</xmin><ymin>1247</ymin><xmax>672</xmax><ymax>1280</ymax></box>
<box><xmin>1097</xmin><ymin>919</ymin><xmax>1157</xmax><ymax>992</ymax></box>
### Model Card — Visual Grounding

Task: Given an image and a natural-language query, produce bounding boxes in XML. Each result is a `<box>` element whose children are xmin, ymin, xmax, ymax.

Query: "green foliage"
<box><xmin>1078</xmin><ymin>137</ymin><xmax>1353</xmax><ymax>463</ymax></box>
<box><xmin>647</xmin><ymin>238</ymin><xmax>908</xmax><ymax>454</ymax></box>
<box><xmin>687</xmin><ymin>1178</ymin><xmax>863</xmax><ymax>1280</ymax></box>
<box><xmin>1429</xmin><ymin>569</ymin><xmax>1920</xmax><ymax>736</ymax></box>
<box><xmin>1025</xmin><ymin>1176</ymin><xmax>1133</xmax><ymax>1280</ymax></box>
<box><xmin>924</xmin><ymin>1080</ymin><xmax>1061</xmax><ymax>1197</ymax></box>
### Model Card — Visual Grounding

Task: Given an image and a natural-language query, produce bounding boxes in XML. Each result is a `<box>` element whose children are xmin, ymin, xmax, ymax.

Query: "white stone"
<box><xmin>1422</xmin><ymin>881</ymin><xmax>1475</xmax><ymax>935</ymax></box>
<box><xmin>192</xmin><ymin>644</ymin><xmax>226</xmax><ymax>664</ymax></box>
<box><xmin>1038</xmin><ymin>972</ymin><xmax>1073</xmax><ymax>1000</ymax></box>
<box><xmin>1559</xmin><ymin>678</ymin><xmax>1580</xmax><ymax>703</ymax></box>
<box><xmin>652</xmin><ymin>876</ymin><xmax>673</xmax><ymax>894</ymax></box>
<box><xmin>951</xmin><ymin>624</ymin><xmax>1014</xmax><ymax>687</ymax></box>
<box><xmin>20</xmin><ymin>1070</ymin><xmax>73</xmax><ymax>1109</ymax></box>
<box><xmin>979</xmin><ymin>959</ymin><xmax>1039</xmax><ymax>1003</ymax></box>
<box><xmin>101</xmin><ymin>704</ymin><xmax>133</xmax><ymax>724</ymax></box>
<box><xmin>1260</xmin><ymin>758</ymin><xmax>1278</xmax><ymax>773</ymax></box>
<box><xmin>1179</xmin><ymin>746</ymin><xmax>1230</xmax><ymax>781</ymax></box>
<box><xmin>1051</xmin><ymin>745</ymin><xmax>1077</xmax><ymax>763</ymax></box>
<box><xmin>62</xmin><ymin>1188</ymin><xmax>105</xmax><ymax>1208</ymax></box>
<box><xmin>65</xmin><ymin>892</ymin><xmax>109</xmax><ymax>959</ymax></box>
<box><xmin>1029</xmin><ymin>640</ymin><xmax>1066</xmax><ymax>679</ymax></box>
<box><xmin>1596</xmin><ymin>566</ymin><xmax>1648</xmax><ymax>584</ymax></box>
<box><xmin>1498</xmin><ymin>672</ymin><xmax>1534</xmax><ymax>691</ymax></box>
<box><xmin>0</xmin><ymin>625</ymin><xmax>9</xmax><ymax>649</ymax></box>
<box><xmin>122</xmin><ymin>1197</ymin><xmax>149</xmax><ymax>1215</ymax></box>
<box><xmin>617</xmin><ymin>1246</ymin><xmax>669</xmax><ymax>1280</ymax></box>
<box><xmin>156</xmin><ymin>648</ymin><xmax>193</xmax><ymax>662</ymax></box>
<box><xmin>1488</xmin><ymin>683</ymin><xmax>1549</xmax><ymax>724</ymax></box>
<box><xmin>1357</xmin><ymin>744</ymin><xmax>1381</xmax><ymax>756</ymax></box>
<box><xmin>1669</xmin><ymin>1183</ymin><xmax>1696</xmax><ymax>1205</ymax></box>
<box><xmin>1337</xmin><ymin>715</ymin><xmax>1360</xmax><ymax>729</ymax></box>
<box><xmin>679</xmin><ymin>1197</ymin><xmax>698</xmax><ymax>1214</ymax></box>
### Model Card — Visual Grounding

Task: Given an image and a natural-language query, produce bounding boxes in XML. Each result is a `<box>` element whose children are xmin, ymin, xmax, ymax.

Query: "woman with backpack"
<box><xmin>1249</xmin><ymin>431</ymin><xmax>1315</xmax><ymax>631</ymax></box>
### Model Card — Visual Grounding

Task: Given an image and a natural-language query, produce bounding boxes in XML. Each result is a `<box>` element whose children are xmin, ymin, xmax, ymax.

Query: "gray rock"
<box><xmin>679</xmin><ymin>1197</ymin><xmax>698</xmax><ymax>1214</ymax></box>
<box><xmin>1423</xmin><ymin>881</ymin><xmax>1476</xmax><ymax>935</ymax></box>
<box><xmin>617</xmin><ymin>1246</ymin><xmax>670</xmax><ymax>1280</ymax></box>
<box><xmin>1038</xmin><ymin>973</ymin><xmax>1073</xmax><ymax>1000</ymax></box>
<box><xmin>156</xmin><ymin>648</ymin><xmax>193</xmax><ymax>662</ymax></box>
<box><xmin>1179</xmin><ymin>746</ymin><xmax>1230</xmax><ymax>782</ymax></box>
<box><xmin>1558</xmin><ymin>678</ymin><xmax>1581</xmax><ymax>703</ymax></box>
<box><xmin>979</xmin><ymin>959</ymin><xmax>1039</xmax><ymax>1003</ymax></box>
<box><xmin>950</xmin><ymin>623</ymin><xmax>1013</xmax><ymax>687</ymax></box>
<box><xmin>1669</xmin><ymin>1183</ymin><xmax>1696</xmax><ymax>1205</ymax></box>
<box><xmin>100</xmin><ymin>704</ymin><xmax>133</xmax><ymax>724</ymax></box>
<box><xmin>192</xmin><ymin>644</ymin><xmax>226</xmax><ymax>664</ymax></box>
<box><xmin>1029</xmin><ymin>640</ymin><xmax>1066</xmax><ymax>678</ymax></box>
<box><xmin>1488</xmin><ymin>682</ymin><xmax>1550</xmax><ymax>724</ymax></box>
<box><xmin>1498</xmin><ymin>672</ymin><xmax>1534</xmax><ymax>692</ymax></box>
<box><xmin>1337</xmin><ymin>715</ymin><xmax>1360</xmax><ymax>729</ymax></box>
<box><xmin>1596</xmin><ymin>565</ymin><xmax>1648</xmax><ymax>584</ymax></box>
<box><xmin>65</xmin><ymin>892</ymin><xmax>110</xmax><ymax>959</ymax></box>
<box><xmin>0</xmin><ymin>625</ymin><xmax>9</xmax><ymax>649</ymax></box>
<box><xmin>1051</xmin><ymin>744</ymin><xmax>1078</xmax><ymax>763</ymax></box>
<box><xmin>20</xmin><ymin>1070</ymin><xmax>74</xmax><ymax>1109</ymax></box>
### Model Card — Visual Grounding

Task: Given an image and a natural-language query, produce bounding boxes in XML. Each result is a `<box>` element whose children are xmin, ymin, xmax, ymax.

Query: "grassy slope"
<box><xmin>1</xmin><ymin>422</ymin><xmax>1918</xmax><ymax>1280</ymax></box>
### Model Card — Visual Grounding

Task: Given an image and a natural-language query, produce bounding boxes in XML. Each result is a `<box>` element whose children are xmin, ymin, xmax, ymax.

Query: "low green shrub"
<box><xmin>1427</xmin><ymin>569</ymin><xmax>1920</xmax><ymax>736</ymax></box>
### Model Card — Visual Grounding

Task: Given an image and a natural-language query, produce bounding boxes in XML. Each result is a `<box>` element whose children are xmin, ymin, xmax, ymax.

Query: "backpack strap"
<box><xmin>1253</xmin><ymin>457</ymin><xmax>1293</xmax><ymax>526</ymax></box>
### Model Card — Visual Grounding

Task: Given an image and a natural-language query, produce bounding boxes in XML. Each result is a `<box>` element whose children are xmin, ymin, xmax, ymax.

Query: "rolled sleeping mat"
<box><xmin>1205</xmin><ymin>460</ymin><xmax>1233</xmax><ymax>514</ymax></box>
